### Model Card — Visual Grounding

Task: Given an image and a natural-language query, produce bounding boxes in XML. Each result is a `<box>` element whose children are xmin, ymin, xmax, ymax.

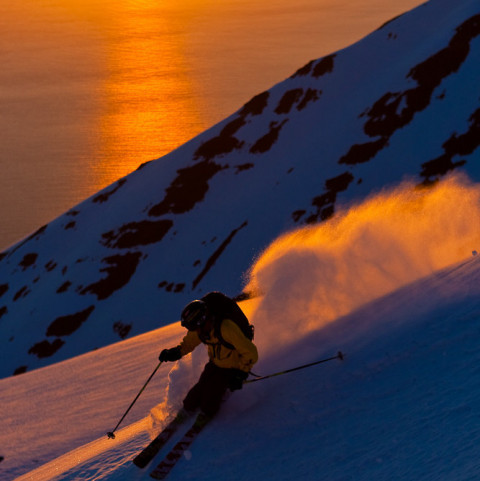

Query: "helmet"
<box><xmin>180</xmin><ymin>300</ymin><xmax>207</xmax><ymax>331</ymax></box>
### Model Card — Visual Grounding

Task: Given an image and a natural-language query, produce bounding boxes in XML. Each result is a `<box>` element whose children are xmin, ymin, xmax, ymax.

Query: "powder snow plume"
<box><xmin>246</xmin><ymin>175</ymin><xmax>480</xmax><ymax>357</ymax></box>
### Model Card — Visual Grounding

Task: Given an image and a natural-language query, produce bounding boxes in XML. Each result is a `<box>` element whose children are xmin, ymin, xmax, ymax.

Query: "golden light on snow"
<box><xmin>246</xmin><ymin>175</ymin><xmax>480</xmax><ymax>353</ymax></box>
<box><xmin>14</xmin><ymin>418</ymin><xmax>150</xmax><ymax>481</ymax></box>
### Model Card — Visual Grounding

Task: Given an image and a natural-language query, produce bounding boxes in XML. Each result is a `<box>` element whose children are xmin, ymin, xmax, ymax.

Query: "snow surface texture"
<box><xmin>1</xmin><ymin>0</ymin><xmax>480</xmax><ymax>378</ymax></box>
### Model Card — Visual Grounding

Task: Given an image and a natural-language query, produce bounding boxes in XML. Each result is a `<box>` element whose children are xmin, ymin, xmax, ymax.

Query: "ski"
<box><xmin>149</xmin><ymin>413</ymin><xmax>211</xmax><ymax>480</ymax></box>
<box><xmin>133</xmin><ymin>409</ymin><xmax>192</xmax><ymax>469</ymax></box>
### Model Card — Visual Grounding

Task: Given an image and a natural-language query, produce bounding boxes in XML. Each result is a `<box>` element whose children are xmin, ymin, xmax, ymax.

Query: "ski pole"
<box><xmin>245</xmin><ymin>351</ymin><xmax>344</xmax><ymax>384</ymax></box>
<box><xmin>107</xmin><ymin>361</ymin><xmax>163</xmax><ymax>439</ymax></box>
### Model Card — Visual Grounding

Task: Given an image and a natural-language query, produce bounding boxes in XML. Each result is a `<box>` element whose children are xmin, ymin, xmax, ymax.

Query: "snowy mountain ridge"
<box><xmin>1</xmin><ymin>0</ymin><xmax>479</xmax><ymax>380</ymax></box>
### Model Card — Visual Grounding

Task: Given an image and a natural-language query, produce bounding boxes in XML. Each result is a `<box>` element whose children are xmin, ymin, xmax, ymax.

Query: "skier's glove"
<box><xmin>229</xmin><ymin>369</ymin><xmax>248</xmax><ymax>391</ymax></box>
<box><xmin>159</xmin><ymin>347</ymin><xmax>182</xmax><ymax>362</ymax></box>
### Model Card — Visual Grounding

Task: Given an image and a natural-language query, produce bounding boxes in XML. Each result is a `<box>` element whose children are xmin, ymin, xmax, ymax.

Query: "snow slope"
<box><xmin>2</xmin><ymin>171</ymin><xmax>480</xmax><ymax>480</ymax></box>
<box><xmin>1</xmin><ymin>0</ymin><xmax>480</xmax><ymax>378</ymax></box>
<box><xmin>3</xmin><ymin>216</ymin><xmax>480</xmax><ymax>481</ymax></box>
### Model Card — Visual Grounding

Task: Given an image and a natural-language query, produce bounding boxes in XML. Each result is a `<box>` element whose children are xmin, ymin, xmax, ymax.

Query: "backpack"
<box><xmin>201</xmin><ymin>291</ymin><xmax>254</xmax><ymax>350</ymax></box>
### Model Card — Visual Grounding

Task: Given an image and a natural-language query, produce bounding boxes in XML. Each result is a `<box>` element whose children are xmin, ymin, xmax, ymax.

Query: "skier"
<box><xmin>159</xmin><ymin>293</ymin><xmax>258</xmax><ymax>419</ymax></box>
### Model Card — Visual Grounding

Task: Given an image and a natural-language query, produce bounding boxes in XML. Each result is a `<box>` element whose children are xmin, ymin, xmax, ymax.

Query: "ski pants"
<box><xmin>183</xmin><ymin>361</ymin><xmax>234</xmax><ymax>417</ymax></box>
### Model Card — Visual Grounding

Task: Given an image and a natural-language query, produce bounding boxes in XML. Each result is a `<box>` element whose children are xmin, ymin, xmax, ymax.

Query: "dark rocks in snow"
<box><xmin>46</xmin><ymin>306</ymin><xmax>95</xmax><ymax>337</ymax></box>
<box><xmin>239</xmin><ymin>91</ymin><xmax>270</xmax><ymax>117</ymax></box>
<box><xmin>0</xmin><ymin>306</ymin><xmax>7</xmax><ymax>319</ymax></box>
<box><xmin>274</xmin><ymin>88</ymin><xmax>321</xmax><ymax>114</ymax></box>
<box><xmin>312</xmin><ymin>54</ymin><xmax>336</xmax><ymax>78</ymax></box>
<box><xmin>101</xmin><ymin>219</ymin><xmax>173</xmax><ymax>249</ymax></box>
<box><xmin>19</xmin><ymin>253</ymin><xmax>38</xmax><ymax>270</ymax></box>
<box><xmin>93</xmin><ymin>179</ymin><xmax>127</xmax><ymax>204</ymax></box>
<box><xmin>443</xmin><ymin>107</ymin><xmax>480</xmax><ymax>154</ymax></box>
<box><xmin>421</xmin><ymin>106</ymin><xmax>480</xmax><ymax>183</ymax></box>
<box><xmin>340</xmin><ymin>14</ymin><xmax>480</xmax><ymax>166</ymax></box>
<box><xmin>339</xmin><ymin>138</ymin><xmax>388</xmax><ymax>165</ymax></box>
<box><xmin>158</xmin><ymin>281</ymin><xmax>186</xmax><ymax>293</ymax></box>
<box><xmin>291</xmin><ymin>59</ymin><xmax>315</xmax><ymax>78</ymax></box>
<box><xmin>0</xmin><ymin>284</ymin><xmax>8</xmax><ymax>297</ymax></box>
<box><xmin>420</xmin><ymin>156</ymin><xmax>467</xmax><ymax>185</ymax></box>
<box><xmin>3</xmin><ymin>226</ymin><xmax>47</xmax><ymax>260</ymax></box>
<box><xmin>275</xmin><ymin>89</ymin><xmax>304</xmax><ymax>114</ymax></box>
<box><xmin>234</xmin><ymin>163</ymin><xmax>254</xmax><ymax>174</ymax></box>
<box><xmin>292</xmin><ymin>210</ymin><xmax>306</xmax><ymax>223</ymax></box>
<box><xmin>325</xmin><ymin>171</ymin><xmax>355</xmax><ymax>193</ymax></box>
<box><xmin>192</xmin><ymin>221</ymin><xmax>248</xmax><ymax>289</ymax></box>
<box><xmin>250</xmin><ymin>120</ymin><xmax>288</xmax><ymax>154</ymax></box>
<box><xmin>148</xmin><ymin>160</ymin><xmax>225</xmax><ymax>216</ymax></box>
<box><xmin>113</xmin><ymin>321</ymin><xmax>132</xmax><ymax>339</ymax></box>
<box><xmin>56</xmin><ymin>281</ymin><xmax>72</xmax><ymax>293</ymax></box>
<box><xmin>80</xmin><ymin>252</ymin><xmax>142</xmax><ymax>300</ymax></box>
<box><xmin>13</xmin><ymin>286</ymin><xmax>30</xmax><ymax>301</ymax></box>
<box><xmin>368</xmin><ymin>14</ymin><xmax>480</xmax><ymax>138</ymax></box>
<box><xmin>297</xmin><ymin>88</ymin><xmax>321</xmax><ymax>111</ymax></box>
<box><xmin>194</xmin><ymin>118</ymin><xmax>246</xmax><ymax>161</ymax></box>
<box><xmin>28</xmin><ymin>338</ymin><xmax>65</xmax><ymax>358</ymax></box>
<box><xmin>193</xmin><ymin>90</ymin><xmax>272</xmax><ymax>162</ymax></box>
<box><xmin>64</xmin><ymin>221</ymin><xmax>76</xmax><ymax>230</ymax></box>
<box><xmin>13</xmin><ymin>366</ymin><xmax>27</xmax><ymax>376</ymax></box>
<box><xmin>45</xmin><ymin>260</ymin><xmax>57</xmax><ymax>272</ymax></box>
<box><xmin>291</xmin><ymin>54</ymin><xmax>336</xmax><ymax>79</ymax></box>
<box><xmin>296</xmin><ymin>171</ymin><xmax>354</xmax><ymax>224</ymax></box>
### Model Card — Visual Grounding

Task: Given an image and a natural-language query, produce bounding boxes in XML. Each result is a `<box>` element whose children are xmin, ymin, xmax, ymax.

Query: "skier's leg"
<box><xmin>198</xmin><ymin>364</ymin><xmax>231</xmax><ymax>417</ymax></box>
<box><xmin>182</xmin><ymin>361</ymin><xmax>214</xmax><ymax>412</ymax></box>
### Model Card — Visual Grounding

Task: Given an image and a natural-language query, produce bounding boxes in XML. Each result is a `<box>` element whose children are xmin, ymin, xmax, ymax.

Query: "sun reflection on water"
<box><xmin>89</xmin><ymin>0</ymin><xmax>207</xmax><ymax>189</ymax></box>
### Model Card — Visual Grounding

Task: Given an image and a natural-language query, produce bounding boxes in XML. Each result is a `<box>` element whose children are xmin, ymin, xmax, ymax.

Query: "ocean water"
<box><xmin>0</xmin><ymin>0</ymin><xmax>424</xmax><ymax>250</ymax></box>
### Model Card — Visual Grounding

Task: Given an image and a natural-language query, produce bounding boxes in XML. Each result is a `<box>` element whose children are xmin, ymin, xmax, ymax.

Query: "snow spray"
<box><xmin>245</xmin><ymin>174</ymin><xmax>480</xmax><ymax>355</ymax></box>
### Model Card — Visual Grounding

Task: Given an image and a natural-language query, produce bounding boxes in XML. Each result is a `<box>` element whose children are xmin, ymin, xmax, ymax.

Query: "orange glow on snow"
<box><xmin>14</xmin><ymin>418</ymin><xmax>149</xmax><ymax>481</ymax></box>
<box><xmin>246</xmin><ymin>175</ymin><xmax>480</xmax><ymax>352</ymax></box>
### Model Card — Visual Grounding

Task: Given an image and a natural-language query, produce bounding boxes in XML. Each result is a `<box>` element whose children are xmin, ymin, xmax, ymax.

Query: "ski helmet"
<box><xmin>180</xmin><ymin>300</ymin><xmax>208</xmax><ymax>331</ymax></box>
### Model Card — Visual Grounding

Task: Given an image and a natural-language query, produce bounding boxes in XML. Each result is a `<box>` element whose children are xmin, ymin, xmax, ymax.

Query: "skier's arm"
<box><xmin>178</xmin><ymin>330</ymin><xmax>202</xmax><ymax>356</ymax></box>
<box><xmin>220</xmin><ymin>319</ymin><xmax>258</xmax><ymax>372</ymax></box>
<box><xmin>159</xmin><ymin>330</ymin><xmax>202</xmax><ymax>362</ymax></box>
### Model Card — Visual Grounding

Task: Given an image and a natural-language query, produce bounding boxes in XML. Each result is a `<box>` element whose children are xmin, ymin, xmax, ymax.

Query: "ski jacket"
<box><xmin>178</xmin><ymin>318</ymin><xmax>258</xmax><ymax>372</ymax></box>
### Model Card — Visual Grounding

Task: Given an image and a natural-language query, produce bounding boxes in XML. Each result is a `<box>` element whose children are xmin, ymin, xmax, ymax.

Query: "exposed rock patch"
<box><xmin>250</xmin><ymin>120</ymin><xmax>288</xmax><ymax>154</ymax></box>
<box><xmin>113</xmin><ymin>321</ymin><xmax>132</xmax><ymax>339</ymax></box>
<box><xmin>149</xmin><ymin>161</ymin><xmax>224</xmax><ymax>217</ymax></box>
<box><xmin>80</xmin><ymin>253</ymin><xmax>142</xmax><ymax>300</ymax></box>
<box><xmin>46</xmin><ymin>306</ymin><xmax>95</xmax><ymax>337</ymax></box>
<box><xmin>28</xmin><ymin>339</ymin><xmax>65</xmax><ymax>358</ymax></box>
<box><xmin>19</xmin><ymin>253</ymin><xmax>38</xmax><ymax>270</ymax></box>
<box><xmin>193</xmin><ymin>221</ymin><xmax>248</xmax><ymax>289</ymax></box>
<box><xmin>340</xmin><ymin>14</ymin><xmax>480</xmax><ymax>166</ymax></box>
<box><xmin>420</xmin><ymin>106</ymin><xmax>480</xmax><ymax>183</ymax></box>
<box><xmin>93</xmin><ymin>179</ymin><xmax>127</xmax><ymax>204</ymax></box>
<box><xmin>101</xmin><ymin>220</ymin><xmax>173</xmax><ymax>249</ymax></box>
